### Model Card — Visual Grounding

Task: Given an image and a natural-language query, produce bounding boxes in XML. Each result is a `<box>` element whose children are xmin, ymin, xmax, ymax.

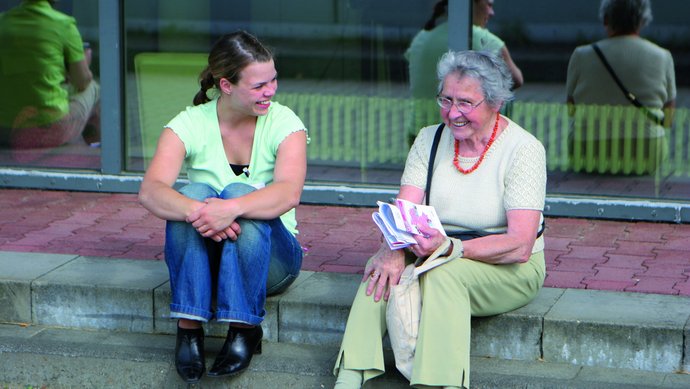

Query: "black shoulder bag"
<box><xmin>424</xmin><ymin>123</ymin><xmax>544</xmax><ymax>241</ymax></box>
<box><xmin>591</xmin><ymin>43</ymin><xmax>664</xmax><ymax>126</ymax></box>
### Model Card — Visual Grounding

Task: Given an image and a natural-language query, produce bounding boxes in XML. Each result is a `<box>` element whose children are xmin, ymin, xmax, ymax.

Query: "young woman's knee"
<box><xmin>219</xmin><ymin>182</ymin><xmax>256</xmax><ymax>199</ymax></box>
<box><xmin>178</xmin><ymin>182</ymin><xmax>218</xmax><ymax>201</ymax></box>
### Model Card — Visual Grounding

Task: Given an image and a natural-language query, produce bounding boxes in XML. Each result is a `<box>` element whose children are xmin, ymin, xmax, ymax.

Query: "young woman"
<box><xmin>139</xmin><ymin>30</ymin><xmax>308</xmax><ymax>384</ymax></box>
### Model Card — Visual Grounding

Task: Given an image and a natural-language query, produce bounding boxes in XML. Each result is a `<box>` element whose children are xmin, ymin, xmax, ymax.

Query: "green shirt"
<box><xmin>405</xmin><ymin>23</ymin><xmax>506</xmax><ymax>102</ymax></box>
<box><xmin>167</xmin><ymin>99</ymin><xmax>308</xmax><ymax>234</ymax></box>
<box><xmin>471</xmin><ymin>25</ymin><xmax>504</xmax><ymax>54</ymax></box>
<box><xmin>566</xmin><ymin>36</ymin><xmax>676</xmax><ymax>113</ymax></box>
<box><xmin>0</xmin><ymin>0</ymin><xmax>86</xmax><ymax>127</ymax></box>
<box><xmin>405</xmin><ymin>22</ymin><xmax>449</xmax><ymax>100</ymax></box>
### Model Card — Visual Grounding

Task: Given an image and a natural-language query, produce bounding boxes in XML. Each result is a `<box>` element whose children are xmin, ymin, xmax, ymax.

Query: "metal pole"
<box><xmin>98</xmin><ymin>0</ymin><xmax>124</xmax><ymax>174</ymax></box>
<box><xmin>448</xmin><ymin>0</ymin><xmax>472</xmax><ymax>51</ymax></box>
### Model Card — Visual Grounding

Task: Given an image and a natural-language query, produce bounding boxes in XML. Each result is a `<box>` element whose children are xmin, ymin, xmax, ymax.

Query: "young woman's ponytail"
<box><xmin>193</xmin><ymin>67</ymin><xmax>215</xmax><ymax>106</ymax></box>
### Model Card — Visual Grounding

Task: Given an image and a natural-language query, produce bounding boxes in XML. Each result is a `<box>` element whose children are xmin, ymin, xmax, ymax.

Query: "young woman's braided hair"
<box><xmin>423</xmin><ymin>0</ymin><xmax>448</xmax><ymax>31</ymax></box>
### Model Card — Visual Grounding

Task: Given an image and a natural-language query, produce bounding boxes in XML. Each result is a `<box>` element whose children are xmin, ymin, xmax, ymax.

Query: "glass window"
<box><xmin>495</xmin><ymin>0</ymin><xmax>689</xmax><ymax>202</ymax></box>
<box><xmin>123</xmin><ymin>0</ymin><xmax>430</xmax><ymax>187</ymax></box>
<box><xmin>0</xmin><ymin>0</ymin><xmax>101</xmax><ymax>170</ymax></box>
<box><xmin>118</xmin><ymin>0</ymin><xmax>688</xmax><ymax>206</ymax></box>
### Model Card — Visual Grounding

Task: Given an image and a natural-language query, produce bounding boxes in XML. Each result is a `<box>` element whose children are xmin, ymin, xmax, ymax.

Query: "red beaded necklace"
<box><xmin>452</xmin><ymin>112</ymin><xmax>500</xmax><ymax>174</ymax></box>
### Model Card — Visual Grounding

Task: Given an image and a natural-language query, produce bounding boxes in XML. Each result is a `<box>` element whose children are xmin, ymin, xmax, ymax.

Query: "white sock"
<box><xmin>334</xmin><ymin>367</ymin><xmax>363</xmax><ymax>389</ymax></box>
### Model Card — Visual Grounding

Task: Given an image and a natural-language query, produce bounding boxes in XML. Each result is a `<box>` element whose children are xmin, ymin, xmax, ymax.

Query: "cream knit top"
<box><xmin>401</xmin><ymin>116</ymin><xmax>546</xmax><ymax>253</ymax></box>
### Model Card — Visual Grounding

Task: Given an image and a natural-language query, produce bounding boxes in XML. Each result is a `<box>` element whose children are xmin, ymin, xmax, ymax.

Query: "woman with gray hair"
<box><xmin>567</xmin><ymin>0</ymin><xmax>674</xmax><ymax>116</ymax></box>
<box><xmin>566</xmin><ymin>0</ymin><xmax>675</xmax><ymax>174</ymax></box>
<box><xmin>333</xmin><ymin>50</ymin><xmax>547</xmax><ymax>388</ymax></box>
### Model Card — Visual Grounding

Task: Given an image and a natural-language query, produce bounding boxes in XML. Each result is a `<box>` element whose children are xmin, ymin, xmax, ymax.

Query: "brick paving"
<box><xmin>1</xmin><ymin>188</ymin><xmax>689</xmax><ymax>296</ymax></box>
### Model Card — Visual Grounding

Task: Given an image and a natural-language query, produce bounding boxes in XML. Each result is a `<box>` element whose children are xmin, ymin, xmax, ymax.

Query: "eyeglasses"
<box><xmin>436</xmin><ymin>96</ymin><xmax>485</xmax><ymax>114</ymax></box>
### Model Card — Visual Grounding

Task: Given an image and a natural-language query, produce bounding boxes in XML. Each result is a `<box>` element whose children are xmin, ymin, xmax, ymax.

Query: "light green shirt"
<box><xmin>0</xmin><ymin>0</ymin><xmax>85</xmax><ymax>127</ymax></box>
<box><xmin>566</xmin><ymin>36</ymin><xmax>676</xmax><ymax>116</ymax></box>
<box><xmin>166</xmin><ymin>99</ymin><xmax>307</xmax><ymax>234</ymax></box>
<box><xmin>405</xmin><ymin>23</ymin><xmax>506</xmax><ymax>102</ymax></box>
<box><xmin>405</xmin><ymin>22</ymin><xmax>449</xmax><ymax>100</ymax></box>
<box><xmin>471</xmin><ymin>25</ymin><xmax>504</xmax><ymax>54</ymax></box>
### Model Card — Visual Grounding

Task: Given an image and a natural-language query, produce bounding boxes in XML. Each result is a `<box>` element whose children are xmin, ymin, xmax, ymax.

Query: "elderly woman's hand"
<box><xmin>409</xmin><ymin>218</ymin><xmax>446</xmax><ymax>258</ymax></box>
<box><xmin>362</xmin><ymin>245</ymin><xmax>405</xmax><ymax>302</ymax></box>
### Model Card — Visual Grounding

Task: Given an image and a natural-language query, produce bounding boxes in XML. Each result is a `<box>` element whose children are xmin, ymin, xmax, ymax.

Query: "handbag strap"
<box><xmin>424</xmin><ymin>123</ymin><xmax>446</xmax><ymax>206</ymax></box>
<box><xmin>591</xmin><ymin>43</ymin><xmax>663</xmax><ymax>126</ymax></box>
<box><xmin>448</xmin><ymin>221</ymin><xmax>545</xmax><ymax>241</ymax></box>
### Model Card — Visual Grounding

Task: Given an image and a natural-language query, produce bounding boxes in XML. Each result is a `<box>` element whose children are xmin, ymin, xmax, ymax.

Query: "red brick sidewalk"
<box><xmin>1</xmin><ymin>188</ymin><xmax>689</xmax><ymax>296</ymax></box>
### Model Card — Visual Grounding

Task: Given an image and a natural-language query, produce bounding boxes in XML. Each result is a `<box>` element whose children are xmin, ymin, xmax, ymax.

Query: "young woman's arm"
<box><xmin>138</xmin><ymin>128</ymin><xmax>201</xmax><ymax>221</ymax></box>
<box><xmin>500</xmin><ymin>45</ymin><xmax>523</xmax><ymax>90</ymax></box>
<box><xmin>186</xmin><ymin>130</ymin><xmax>308</xmax><ymax>238</ymax></box>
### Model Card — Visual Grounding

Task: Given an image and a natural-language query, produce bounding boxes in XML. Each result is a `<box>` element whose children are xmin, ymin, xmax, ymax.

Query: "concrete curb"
<box><xmin>1</xmin><ymin>324</ymin><xmax>688</xmax><ymax>388</ymax></box>
<box><xmin>2</xmin><ymin>251</ymin><xmax>690</xmax><ymax>376</ymax></box>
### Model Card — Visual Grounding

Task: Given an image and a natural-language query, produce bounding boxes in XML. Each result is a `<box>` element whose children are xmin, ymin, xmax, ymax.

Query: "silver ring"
<box><xmin>370</xmin><ymin>271</ymin><xmax>381</xmax><ymax>279</ymax></box>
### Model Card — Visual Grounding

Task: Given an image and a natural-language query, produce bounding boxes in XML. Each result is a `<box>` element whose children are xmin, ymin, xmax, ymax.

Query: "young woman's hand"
<box><xmin>187</xmin><ymin>198</ymin><xmax>241</xmax><ymax>242</ymax></box>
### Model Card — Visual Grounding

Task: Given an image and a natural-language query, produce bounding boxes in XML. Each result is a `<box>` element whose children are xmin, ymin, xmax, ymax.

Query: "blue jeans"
<box><xmin>164</xmin><ymin>182</ymin><xmax>303</xmax><ymax>325</ymax></box>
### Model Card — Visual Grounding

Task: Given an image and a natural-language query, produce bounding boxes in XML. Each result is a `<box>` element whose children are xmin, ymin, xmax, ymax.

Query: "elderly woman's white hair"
<box><xmin>436</xmin><ymin>50</ymin><xmax>514</xmax><ymax>109</ymax></box>
<box><xmin>599</xmin><ymin>0</ymin><xmax>653</xmax><ymax>33</ymax></box>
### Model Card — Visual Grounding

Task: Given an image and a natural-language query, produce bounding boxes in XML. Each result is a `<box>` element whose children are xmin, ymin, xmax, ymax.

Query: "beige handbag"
<box><xmin>386</xmin><ymin>239</ymin><xmax>453</xmax><ymax>380</ymax></box>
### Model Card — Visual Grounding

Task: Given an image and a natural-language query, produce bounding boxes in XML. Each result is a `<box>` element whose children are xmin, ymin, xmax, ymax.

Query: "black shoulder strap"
<box><xmin>425</xmin><ymin>123</ymin><xmax>445</xmax><ymax>206</ymax></box>
<box><xmin>591</xmin><ymin>43</ymin><xmax>663</xmax><ymax>125</ymax></box>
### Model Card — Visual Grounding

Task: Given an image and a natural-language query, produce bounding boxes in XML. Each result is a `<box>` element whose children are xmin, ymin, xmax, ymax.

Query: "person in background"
<box><xmin>471</xmin><ymin>0</ymin><xmax>523</xmax><ymax>89</ymax></box>
<box><xmin>405</xmin><ymin>0</ymin><xmax>523</xmax><ymax>144</ymax></box>
<box><xmin>138</xmin><ymin>31</ymin><xmax>307</xmax><ymax>384</ymax></box>
<box><xmin>565</xmin><ymin>0</ymin><xmax>675</xmax><ymax>174</ymax></box>
<box><xmin>405</xmin><ymin>0</ymin><xmax>452</xmax><ymax>104</ymax></box>
<box><xmin>334</xmin><ymin>50</ymin><xmax>546</xmax><ymax>389</ymax></box>
<box><xmin>566</xmin><ymin>0</ymin><xmax>675</xmax><ymax>126</ymax></box>
<box><xmin>0</xmin><ymin>0</ymin><xmax>100</xmax><ymax>154</ymax></box>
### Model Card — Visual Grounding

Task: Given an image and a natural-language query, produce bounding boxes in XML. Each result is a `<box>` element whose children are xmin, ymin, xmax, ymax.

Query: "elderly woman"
<box><xmin>334</xmin><ymin>50</ymin><xmax>546</xmax><ymax>389</ymax></box>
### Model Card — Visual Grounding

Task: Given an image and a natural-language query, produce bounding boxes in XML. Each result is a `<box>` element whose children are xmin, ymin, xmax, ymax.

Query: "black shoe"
<box><xmin>207</xmin><ymin>325</ymin><xmax>263</xmax><ymax>377</ymax></box>
<box><xmin>174</xmin><ymin>325</ymin><xmax>206</xmax><ymax>384</ymax></box>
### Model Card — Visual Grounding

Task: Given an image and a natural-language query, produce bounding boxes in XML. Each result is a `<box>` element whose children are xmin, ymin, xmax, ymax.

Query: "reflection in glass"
<box><xmin>0</xmin><ymin>0</ymin><xmax>100</xmax><ymax>169</ymax></box>
<box><xmin>122</xmin><ymin>0</ymin><xmax>690</xmax><ymax>202</ymax></box>
<box><xmin>123</xmin><ymin>0</ymin><xmax>423</xmax><ymax>187</ymax></box>
<box><xmin>557</xmin><ymin>0</ymin><xmax>675</xmax><ymax>197</ymax></box>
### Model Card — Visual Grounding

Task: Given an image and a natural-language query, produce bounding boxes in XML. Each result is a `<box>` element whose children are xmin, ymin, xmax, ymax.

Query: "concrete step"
<box><xmin>2</xmin><ymin>251</ymin><xmax>690</xmax><ymax>382</ymax></box>
<box><xmin>2</xmin><ymin>324</ymin><xmax>688</xmax><ymax>389</ymax></box>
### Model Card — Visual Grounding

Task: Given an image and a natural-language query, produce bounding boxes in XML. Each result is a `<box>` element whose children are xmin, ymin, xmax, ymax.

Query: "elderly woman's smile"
<box><xmin>440</xmin><ymin>72</ymin><xmax>498</xmax><ymax>146</ymax></box>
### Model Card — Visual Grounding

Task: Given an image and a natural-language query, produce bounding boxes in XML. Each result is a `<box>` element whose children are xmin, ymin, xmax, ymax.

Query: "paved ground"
<box><xmin>1</xmin><ymin>188</ymin><xmax>689</xmax><ymax>296</ymax></box>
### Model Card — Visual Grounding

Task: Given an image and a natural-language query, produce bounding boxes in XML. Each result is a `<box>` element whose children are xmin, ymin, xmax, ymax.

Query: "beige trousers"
<box><xmin>334</xmin><ymin>251</ymin><xmax>545</xmax><ymax>388</ymax></box>
<box><xmin>2</xmin><ymin>80</ymin><xmax>100</xmax><ymax>149</ymax></box>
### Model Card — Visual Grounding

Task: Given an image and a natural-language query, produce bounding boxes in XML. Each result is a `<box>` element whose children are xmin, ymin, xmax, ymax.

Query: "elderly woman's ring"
<box><xmin>370</xmin><ymin>270</ymin><xmax>381</xmax><ymax>279</ymax></box>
